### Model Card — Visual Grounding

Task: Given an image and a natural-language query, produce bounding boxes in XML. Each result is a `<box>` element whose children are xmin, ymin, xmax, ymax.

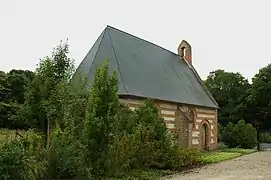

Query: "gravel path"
<box><xmin>163</xmin><ymin>151</ymin><xmax>271</xmax><ymax>180</ymax></box>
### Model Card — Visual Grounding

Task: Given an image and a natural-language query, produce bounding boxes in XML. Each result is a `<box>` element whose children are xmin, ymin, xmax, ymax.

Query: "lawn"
<box><xmin>201</xmin><ymin>148</ymin><xmax>256</xmax><ymax>164</ymax></box>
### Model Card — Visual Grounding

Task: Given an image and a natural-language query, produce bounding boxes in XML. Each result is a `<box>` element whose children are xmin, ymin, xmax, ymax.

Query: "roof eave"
<box><xmin>118</xmin><ymin>94</ymin><xmax>219</xmax><ymax>109</ymax></box>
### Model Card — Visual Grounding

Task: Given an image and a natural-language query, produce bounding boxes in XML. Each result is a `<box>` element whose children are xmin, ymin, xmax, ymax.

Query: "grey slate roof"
<box><xmin>73</xmin><ymin>25</ymin><xmax>219</xmax><ymax>109</ymax></box>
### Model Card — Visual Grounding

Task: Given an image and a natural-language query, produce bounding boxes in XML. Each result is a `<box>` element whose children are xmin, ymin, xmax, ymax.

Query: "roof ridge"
<box><xmin>106</xmin><ymin>25</ymin><xmax>179</xmax><ymax>57</ymax></box>
<box><xmin>107</xmin><ymin>28</ymin><xmax>128</xmax><ymax>94</ymax></box>
<box><xmin>87</xmin><ymin>29</ymin><xmax>106</xmax><ymax>81</ymax></box>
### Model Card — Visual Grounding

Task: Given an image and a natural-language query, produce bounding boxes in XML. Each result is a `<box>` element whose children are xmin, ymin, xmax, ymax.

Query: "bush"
<box><xmin>0</xmin><ymin>130</ymin><xmax>47</xmax><ymax>180</ymax></box>
<box><xmin>0</xmin><ymin>61</ymin><xmax>204</xmax><ymax>179</ymax></box>
<box><xmin>165</xmin><ymin>146</ymin><xmax>202</xmax><ymax>170</ymax></box>
<box><xmin>106</xmin><ymin>99</ymin><xmax>203</xmax><ymax>177</ymax></box>
<box><xmin>46</xmin><ymin>125</ymin><xmax>85</xmax><ymax>179</ymax></box>
<box><xmin>107</xmin><ymin>133</ymin><xmax>138</xmax><ymax>176</ymax></box>
<box><xmin>107</xmin><ymin>123</ymin><xmax>169</xmax><ymax>176</ymax></box>
<box><xmin>222</xmin><ymin>120</ymin><xmax>257</xmax><ymax>149</ymax></box>
<box><xmin>260</xmin><ymin>132</ymin><xmax>271</xmax><ymax>143</ymax></box>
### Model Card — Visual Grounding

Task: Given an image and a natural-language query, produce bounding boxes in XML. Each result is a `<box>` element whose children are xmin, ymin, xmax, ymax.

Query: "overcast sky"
<box><xmin>1</xmin><ymin>0</ymin><xmax>270</xmax><ymax>80</ymax></box>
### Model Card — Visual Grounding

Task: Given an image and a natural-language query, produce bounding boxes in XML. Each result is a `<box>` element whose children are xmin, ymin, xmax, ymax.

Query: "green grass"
<box><xmin>201</xmin><ymin>148</ymin><xmax>256</xmax><ymax>164</ymax></box>
<box><xmin>0</xmin><ymin>129</ymin><xmax>25</xmax><ymax>147</ymax></box>
<box><xmin>67</xmin><ymin>169</ymin><xmax>174</xmax><ymax>180</ymax></box>
<box><xmin>106</xmin><ymin>169</ymin><xmax>174</xmax><ymax>180</ymax></box>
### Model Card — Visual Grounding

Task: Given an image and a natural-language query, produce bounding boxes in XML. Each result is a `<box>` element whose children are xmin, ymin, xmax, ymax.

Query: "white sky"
<box><xmin>1</xmin><ymin>0</ymin><xmax>270</xmax><ymax>80</ymax></box>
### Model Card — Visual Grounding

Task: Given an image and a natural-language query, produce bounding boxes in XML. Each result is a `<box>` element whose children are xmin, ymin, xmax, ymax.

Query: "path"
<box><xmin>163</xmin><ymin>151</ymin><xmax>271</xmax><ymax>180</ymax></box>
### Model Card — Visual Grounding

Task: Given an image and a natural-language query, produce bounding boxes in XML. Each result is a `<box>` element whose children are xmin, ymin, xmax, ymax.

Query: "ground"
<box><xmin>163</xmin><ymin>151</ymin><xmax>271</xmax><ymax>180</ymax></box>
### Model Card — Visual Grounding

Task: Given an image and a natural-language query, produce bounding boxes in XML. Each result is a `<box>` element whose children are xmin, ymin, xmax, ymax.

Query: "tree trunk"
<box><xmin>46</xmin><ymin>118</ymin><xmax>50</xmax><ymax>149</ymax></box>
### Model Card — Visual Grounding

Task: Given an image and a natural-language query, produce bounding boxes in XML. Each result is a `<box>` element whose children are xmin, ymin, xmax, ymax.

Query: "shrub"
<box><xmin>107</xmin><ymin>123</ymin><xmax>167</xmax><ymax>176</ymax></box>
<box><xmin>106</xmin><ymin>133</ymin><xmax>138</xmax><ymax>176</ymax></box>
<box><xmin>46</xmin><ymin>125</ymin><xmax>85</xmax><ymax>179</ymax></box>
<box><xmin>0</xmin><ymin>130</ymin><xmax>47</xmax><ymax>180</ymax></box>
<box><xmin>222</xmin><ymin>120</ymin><xmax>257</xmax><ymax>149</ymax></box>
<box><xmin>165</xmin><ymin>146</ymin><xmax>202</xmax><ymax>170</ymax></box>
<box><xmin>130</xmin><ymin>124</ymin><xmax>163</xmax><ymax>169</ymax></box>
<box><xmin>0</xmin><ymin>139</ymin><xmax>30</xmax><ymax>180</ymax></box>
<box><xmin>260</xmin><ymin>132</ymin><xmax>271</xmax><ymax>143</ymax></box>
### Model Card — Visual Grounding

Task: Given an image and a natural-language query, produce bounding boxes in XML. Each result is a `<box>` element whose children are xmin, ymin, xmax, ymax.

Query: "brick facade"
<box><xmin>120</xmin><ymin>97</ymin><xmax>218</xmax><ymax>151</ymax></box>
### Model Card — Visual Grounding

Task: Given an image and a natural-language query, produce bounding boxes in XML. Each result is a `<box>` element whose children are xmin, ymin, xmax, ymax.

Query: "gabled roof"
<box><xmin>73</xmin><ymin>25</ymin><xmax>219</xmax><ymax>109</ymax></box>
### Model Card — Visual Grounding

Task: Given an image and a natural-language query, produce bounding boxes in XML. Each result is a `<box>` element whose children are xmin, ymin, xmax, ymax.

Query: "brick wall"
<box><xmin>119</xmin><ymin>97</ymin><xmax>218</xmax><ymax>151</ymax></box>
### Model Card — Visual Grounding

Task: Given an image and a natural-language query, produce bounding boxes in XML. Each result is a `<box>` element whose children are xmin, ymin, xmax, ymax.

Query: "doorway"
<box><xmin>201</xmin><ymin>124</ymin><xmax>208</xmax><ymax>150</ymax></box>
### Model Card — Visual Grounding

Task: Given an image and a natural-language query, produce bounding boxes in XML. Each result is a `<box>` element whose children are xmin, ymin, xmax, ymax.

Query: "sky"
<box><xmin>0</xmin><ymin>0</ymin><xmax>270</xmax><ymax>81</ymax></box>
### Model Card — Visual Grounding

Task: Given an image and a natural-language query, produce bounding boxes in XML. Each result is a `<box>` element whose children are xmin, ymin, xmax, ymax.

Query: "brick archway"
<box><xmin>199</xmin><ymin>119</ymin><xmax>211</xmax><ymax>150</ymax></box>
<box><xmin>189</xmin><ymin>108</ymin><xmax>197</xmax><ymax>127</ymax></box>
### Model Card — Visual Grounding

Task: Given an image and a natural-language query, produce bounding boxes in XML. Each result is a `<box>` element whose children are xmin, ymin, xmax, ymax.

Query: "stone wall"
<box><xmin>119</xmin><ymin>97</ymin><xmax>218</xmax><ymax>151</ymax></box>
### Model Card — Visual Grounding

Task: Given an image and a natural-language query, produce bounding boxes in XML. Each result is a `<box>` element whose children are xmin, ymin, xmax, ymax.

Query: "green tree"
<box><xmin>222</xmin><ymin>119</ymin><xmax>257</xmax><ymax>148</ymax></box>
<box><xmin>0</xmin><ymin>71</ymin><xmax>11</xmax><ymax>127</ymax></box>
<box><xmin>205</xmin><ymin>69</ymin><xmax>251</xmax><ymax>125</ymax></box>
<box><xmin>22</xmin><ymin>40</ymin><xmax>75</xmax><ymax>146</ymax></box>
<box><xmin>247</xmin><ymin>63</ymin><xmax>271</xmax><ymax>129</ymax></box>
<box><xmin>0</xmin><ymin>71</ymin><xmax>11</xmax><ymax>101</ymax></box>
<box><xmin>7</xmin><ymin>69</ymin><xmax>34</xmax><ymax>104</ymax></box>
<box><xmin>83</xmin><ymin>61</ymin><xmax>120</xmax><ymax>177</ymax></box>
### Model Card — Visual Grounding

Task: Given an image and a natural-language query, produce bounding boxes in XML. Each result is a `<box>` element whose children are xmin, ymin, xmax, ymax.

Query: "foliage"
<box><xmin>165</xmin><ymin>146</ymin><xmax>202</xmax><ymax>170</ymax></box>
<box><xmin>0</xmin><ymin>71</ymin><xmax>13</xmax><ymax>129</ymax></box>
<box><xmin>0</xmin><ymin>70</ymin><xmax>34</xmax><ymax>129</ymax></box>
<box><xmin>20</xmin><ymin>40</ymin><xmax>75</xmax><ymax>147</ymax></box>
<box><xmin>217</xmin><ymin>123</ymin><xmax>223</xmax><ymax>143</ymax></box>
<box><xmin>205</xmin><ymin>69</ymin><xmax>250</xmax><ymax>125</ymax></box>
<box><xmin>46</xmin><ymin>125</ymin><xmax>85</xmax><ymax>179</ymax></box>
<box><xmin>0</xmin><ymin>71</ymin><xmax>10</xmax><ymax>101</ymax></box>
<box><xmin>0</xmin><ymin>129</ymin><xmax>25</xmax><ymax>147</ymax></box>
<box><xmin>259</xmin><ymin>132</ymin><xmax>271</xmax><ymax>143</ymax></box>
<box><xmin>7</xmin><ymin>40</ymin><xmax>271</xmax><ymax>179</ymax></box>
<box><xmin>222</xmin><ymin>120</ymin><xmax>257</xmax><ymax>149</ymax></box>
<box><xmin>246</xmin><ymin>63</ymin><xmax>271</xmax><ymax>128</ymax></box>
<box><xmin>83</xmin><ymin>61</ymin><xmax>120</xmax><ymax>178</ymax></box>
<box><xmin>0</xmin><ymin>130</ymin><xmax>47</xmax><ymax>180</ymax></box>
<box><xmin>7</xmin><ymin>69</ymin><xmax>35</xmax><ymax>104</ymax></box>
<box><xmin>106</xmin><ymin>169</ymin><xmax>173</xmax><ymax>180</ymax></box>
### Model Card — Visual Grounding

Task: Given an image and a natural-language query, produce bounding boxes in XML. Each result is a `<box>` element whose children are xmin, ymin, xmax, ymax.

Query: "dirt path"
<box><xmin>163</xmin><ymin>151</ymin><xmax>271</xmax><ymax>180</ymax></box>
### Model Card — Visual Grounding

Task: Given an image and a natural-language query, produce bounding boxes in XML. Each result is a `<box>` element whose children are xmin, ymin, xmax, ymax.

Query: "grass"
<box><xmin>0</xmin><ymin>128</ymin><xmax>25</xmax><ymax>147</ymax></box>
<box><xmin>106</xmin><ymin>169</ymin><xmax>174</xmax><ymax>180</ymax></box>
<box><xmin>201</xmin><ymin>148</ymin><xmax>256</xmax><ymax>164</ymax></box>
<box><xmin>67</xmin><ymin>169</ymin><xmax>174</xmax><ymax>180</ymax></box>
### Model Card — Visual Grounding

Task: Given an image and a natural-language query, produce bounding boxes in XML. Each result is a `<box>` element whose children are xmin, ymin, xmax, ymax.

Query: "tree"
<box><xmin>204</xmin><ymin>69</ymin><xmax>251</xmax><ymax>125</ymax></box>
<box><xmin>0</xmin><ymin>71</ymin><xmax>11</xmax><ymax>102</ymax></box>
<box><xmin>7</xmin><ymin>69</ymin><xmax>34</xmax><ymax>104</ymax></box>
<box><xmin>247</xmin><ymin>64</ymin><xmax>271</xmax><ymax>129</ymax></box>
<box><xmin>0</xmin><ymin>71</ymin><xmax>18</xmax><ymax>128</ymax></box>
<box><xmin>22</xmin><ymin>40</ymin><xmax>75</xmax><ymax>146</ymax></box>
<box><xmin>222</xmin><ymin>119</ymin><xmax>257</xmax><ymax>149</ymax></box>
<box><xmin>83</xmin><ymin>61</ymin><xmax>120</xmax><ymax>176</ymax></box>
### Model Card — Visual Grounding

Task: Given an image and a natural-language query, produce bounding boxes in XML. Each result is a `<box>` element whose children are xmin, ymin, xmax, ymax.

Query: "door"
<box><xmin>201</xmin><ymin>124</ymin><xmax>207</xmax><ymax>150</ymax></box>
